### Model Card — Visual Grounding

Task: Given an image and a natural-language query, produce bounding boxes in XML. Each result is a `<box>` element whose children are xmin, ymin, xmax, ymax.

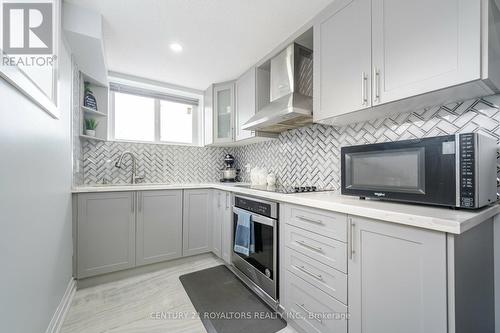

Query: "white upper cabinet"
<box><xmin>204</xmin><ymin>85</ymin><xmax>214</xmax><ymax>146</ymax></box>
<box><xmin>204</xmin><ymin>69</ymin><xmax>275</xmax><ymax>146</ymax></box>
<box><xmin>235</xmin><ymin>67</ymin><xmax>272</xmax><ymax>142</ymax></box>
<box><xmin>313</xmin><ymin>0</ymin><xmax>372</xmax><ymax>121</ymax></box>
<box><xmin>213</xmin><ymin>82</ymin><xmax>235</xmax><ymax>144</ymax></box>
<box><xmin>371</xmin><ymin>0</ymin><xmax>480</xmax><ymax>105</ymax></box>
<box><xmin>235</xmin><ymin>68</ymin><xmax>257</xmax><ymax>141</ymax></box>
<box><xmin>314</xmin><ymin>0</ymin><xmax>500</xmax><ymax>124</ymax></box>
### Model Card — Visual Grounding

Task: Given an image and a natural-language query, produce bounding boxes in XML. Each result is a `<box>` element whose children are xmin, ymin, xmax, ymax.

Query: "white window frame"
<box><xmin>108</xmin><ymin>78</ymin><xmax>203</xmax><ymax>146</ymax></box>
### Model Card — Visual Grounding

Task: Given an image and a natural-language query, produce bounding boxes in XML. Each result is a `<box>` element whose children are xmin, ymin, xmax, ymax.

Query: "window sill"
<box><xmin>109</xmin><ymin>138</ymin><xmax>203</xmax><ymax>147</ymax></box>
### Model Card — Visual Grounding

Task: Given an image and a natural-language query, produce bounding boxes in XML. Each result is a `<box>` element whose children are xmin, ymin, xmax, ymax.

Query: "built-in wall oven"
<box><xmin>341</xmin><ymin>133</ymin><xmax>497</xmax><ymax>208</ymax></box>
<box><xmin>231</xmin><ymin>195</ymin><xmax>278</xmax><ymax>308</ymax></box>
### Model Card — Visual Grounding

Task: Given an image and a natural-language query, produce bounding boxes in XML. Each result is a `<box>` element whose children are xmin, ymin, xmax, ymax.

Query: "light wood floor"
<box><xmin>61</xmin><ymin>254</ymin><xmax>297</xmax><ymax>333</ymax></box>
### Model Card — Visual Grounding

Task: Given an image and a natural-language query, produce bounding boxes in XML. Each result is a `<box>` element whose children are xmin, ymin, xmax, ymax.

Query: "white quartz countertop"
<box><xmin>72</xmin><ymin>183</ymin><xmax>500</xmax><ymax>234</ymax></box>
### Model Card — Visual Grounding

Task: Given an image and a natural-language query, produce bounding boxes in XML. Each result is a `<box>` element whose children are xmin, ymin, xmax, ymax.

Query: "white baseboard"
<box><xmin>45</xmin><ymin>278</ymin><xmax>76</xmax><ymax>333</ymax></box>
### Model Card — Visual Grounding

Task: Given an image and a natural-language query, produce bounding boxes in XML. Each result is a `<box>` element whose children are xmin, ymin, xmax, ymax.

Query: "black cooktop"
<box><xmin>235</xmin><ymin>184</ymin><xmax>334</xmax><ymax>194</ymax></box>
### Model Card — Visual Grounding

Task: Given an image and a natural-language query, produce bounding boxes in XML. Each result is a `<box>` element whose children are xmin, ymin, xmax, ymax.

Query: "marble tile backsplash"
<box><xmin>233</xmin><ymin>95</ymin><xmax>500</xmax><ymax>190</ymax></box>
<box><xmin>76</xmin><ymin>94</ymin><xmax>500</xmax><ymax>188</ymax></box>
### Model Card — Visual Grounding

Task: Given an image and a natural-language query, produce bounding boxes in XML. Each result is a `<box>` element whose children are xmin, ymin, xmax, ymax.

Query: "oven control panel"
<box><xmin>234</xmin><ymin>196</ymin><xmax>277</xmax><ymax>219</ymax></box>
<box><xmin>459</xmin><ymin>133</ymin><xmax>476</xmax><ymax>208</ymax></box>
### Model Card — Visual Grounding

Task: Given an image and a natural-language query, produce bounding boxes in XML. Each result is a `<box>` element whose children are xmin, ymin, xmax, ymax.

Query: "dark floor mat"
<box><xmin>179</xmin><ymin>265</ymin><xmax>286</xmax><ymax>333</ymax></box>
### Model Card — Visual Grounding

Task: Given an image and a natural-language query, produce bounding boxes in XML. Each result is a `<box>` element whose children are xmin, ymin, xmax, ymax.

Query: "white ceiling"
<box><xmin>64</xmin><ymin>0</ymin><xmax>334</xmax><ymax>91</ymax></box>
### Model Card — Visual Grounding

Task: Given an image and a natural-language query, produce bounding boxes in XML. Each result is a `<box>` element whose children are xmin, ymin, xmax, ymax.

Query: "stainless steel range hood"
<box><xmin>242</xmin><ymin>43</ymin><xmax>313</xmax><ymax>133</ymax></box>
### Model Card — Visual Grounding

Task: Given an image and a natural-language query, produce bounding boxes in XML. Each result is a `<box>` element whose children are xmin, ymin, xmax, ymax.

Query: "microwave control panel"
<box><xmin>459</xmin><ymin>133</ymin><xmax>475</xmax><ymax>208</ymax></box>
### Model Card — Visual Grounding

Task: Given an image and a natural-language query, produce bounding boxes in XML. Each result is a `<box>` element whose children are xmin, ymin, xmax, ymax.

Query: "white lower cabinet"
<box><xmin>285</xmin><ymin>270</ymin><xmax>348</xmax><ymax>333</ymax></box>
<box><xmin>212</xmin><ymin>190</ymin><xmax>223</xmax><ymax>257</ymax></box>
<box><xmin>212</xmin><ymin>190</ymin><xmax>232</xmax><ymax>264</ymax></box>
<box><xmin>348</xmin><ymin>216</ymin><xmax>447</xmax><ymax>333</ymax></box>
<box><xmin>281</xmin><ymin>204</ymin><xmax>448</xmax><ymax>333</ymax></box>
<box><xmin>183</xmin><ymin>189</ymin><xmax>212</xmax><ymax>256</ymax></box>
<box><xmin>76</xmin><ymin>189</ymin><xmax>212</xmax><ymax>279</ymax></box>
<box><xmin>136</xmin><ymin>190</ymin><xmax>183</xmax><ymax>266</ymax></box>
<box><xmin>77</xmin><ymin>192</ymin><xmax>136</xmax><ymax>279</ymax></box>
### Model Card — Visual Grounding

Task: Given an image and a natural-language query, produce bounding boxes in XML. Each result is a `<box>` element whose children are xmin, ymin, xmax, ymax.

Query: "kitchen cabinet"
<box><xmin>348</xmin><ymin>216</ymin><xmax>448</xmax><ymax>333</ymax></box>
<box><xmin>212</xmin><ymin>190</ymin><xmax>223</xmax><ymax>257</ymax></box>
<box><xmin>204</xmin><ymin>72</ymin><xmax>276</xmax><ymax>146</ymax></box>
<box><xmin>314</xmin><ymin>0</ymin><xmax>500</xmax><ymax>125</ymax></box>
<box><xmin>220</xmin><ymin>191</ymin><xmax>232</xmax><ymax>264</ymax></box>
<box><xmin>203</xmin><ymin>85</ymin><xmax>214</xmax><ymax>146</ymax></box>
<box><xmin>281</xmin><ymin>204</ymin><xmax>349</xmax><ymax>333</ymax></box>
<box><xmin>371</xmin><ymin>0</ymin><xmax>480</xmax><ymax>106</ymax></box>
<box><xmin>76</xmin><ymin>192</ymin><xmax>135</xmax><ymax>278</ymax></box>
<box><xmin>235</xmin><ymin>67</ymin><xmax>275</xmax><ymax>142</ymax></box>
<box><xmin>136</xmin><ymin>190</ymin><xmax>183</xmax><ymax>266</ymax></box>
<box><xmin>313</xmin><ymin>0</ymin><xmax>372</xmax><ymax>121</ymax></box>
<box><xmin>213</xmin><ymin>82</ymin><xmax>235</xmax><ymax>144</ymax></box>
<box><xmin>76</xmin><ymin>189</ymin><xmax>211</xmax><ymax>279</ymax></box>
<box><xmin>212</xmin><ymin>190</ymin><xmax>233</xmax><ymax>264</ymax></box>
<box><xmin>183</xmin><ymin>189</ymin><xmax>212</xmax><ymax>256</ymax></box>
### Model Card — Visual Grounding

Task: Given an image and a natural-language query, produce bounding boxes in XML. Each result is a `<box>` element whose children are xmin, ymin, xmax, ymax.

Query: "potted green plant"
<box><xmin>85</xmin><ymin>118</ymin><xmax>98</xmax><ymax>137</ymax></box>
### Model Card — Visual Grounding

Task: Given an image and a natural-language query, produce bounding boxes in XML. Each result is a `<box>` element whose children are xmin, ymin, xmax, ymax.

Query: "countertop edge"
<box><xmin>72</xmin><ymin>183</ymin><xmax>500</xmax><ymax>234</ymax></box>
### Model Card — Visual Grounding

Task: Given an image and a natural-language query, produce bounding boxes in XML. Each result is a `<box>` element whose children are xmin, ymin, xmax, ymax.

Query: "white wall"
<box><xmin>0</xmin><ymin>43</ymin><xmax>73</xmax><ymax>332</ymax></box>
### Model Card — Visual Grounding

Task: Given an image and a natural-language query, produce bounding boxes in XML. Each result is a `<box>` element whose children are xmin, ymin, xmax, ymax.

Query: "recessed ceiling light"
<box><xmin>169</xmin><ymin>43</ymin><xmax>183</xmax><ymax>53</ymax></box>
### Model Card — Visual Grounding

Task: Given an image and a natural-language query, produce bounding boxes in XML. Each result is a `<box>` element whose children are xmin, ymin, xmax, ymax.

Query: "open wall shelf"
<box><xmin>80</xmin><ymin>72</ymin><xmax>109</xmax><ymax>141</ymax></box>
<box><xmin>82</xmin><ymin>105</ymin><xmax>107</xmax><ymax>117</ymax></box>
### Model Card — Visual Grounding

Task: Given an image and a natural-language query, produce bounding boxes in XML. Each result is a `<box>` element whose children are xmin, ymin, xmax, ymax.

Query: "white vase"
<box><xmin>85</xmin><ymin>129</ymin><xmax>96</xmax><ymax>137</ymax></box>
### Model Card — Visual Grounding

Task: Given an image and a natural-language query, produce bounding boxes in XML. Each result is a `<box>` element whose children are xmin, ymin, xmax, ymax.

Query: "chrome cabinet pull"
<box><xmin>295</xmin><ymin>303</ymin><xmax>322</xmax><ymax>324</ymax></box>
<box><xmin>349</xmin><ymin>218</ymin><xmax>355</xmax><ymax>259</ymax></box>
<box><xmin>294</xmin><ymin>265</ymin><xmax>323</xmax><ymax>281</ymax></box>
<box><xmin>297</xmin><ymin>240</ymin><xmax>322</xmax><ymax>252</ymax></box>
<box><xmin>361</xmin><ymin>72</ymin><xmax>368</xmax><ymax>105</ymax></box>
<box><xmin>218</xmin><ymin>192</ymin><xmax>221</xmax><ymax>208</ymax></box>
<box><xmin>131</xmin><ymin>193</ymin><xmax>135</xmax><ymax>213</ymax></box>
<box><xmin>138</xmin><ymin>192</ymin><xmax>142</xmax><ymax>212</ymax></box>
<box><xmin>374</xmin><ymin>68</ymin><xmax>381</xmax><ymax>103</ymax></box>
<box><xmin>225</xmin><ymin>193</ymin><xmax>229</xmax><ymax>209</ymax></box>
<box><xmin>296</xmin><ymin>215</ymin><xmax>323</xmax><ymax>225</ymax></box>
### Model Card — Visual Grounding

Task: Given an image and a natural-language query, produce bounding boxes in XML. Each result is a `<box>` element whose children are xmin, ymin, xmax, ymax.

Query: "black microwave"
<box><xmin>341</xmin><ymin>133</ymin><xmax>497</xmax><ymax>209</ymax></box>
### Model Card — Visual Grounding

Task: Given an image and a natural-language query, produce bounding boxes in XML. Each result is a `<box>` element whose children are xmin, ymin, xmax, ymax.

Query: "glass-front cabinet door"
<box><xmin>213</xmin><ymin>82</ymin><xmax>235</xmax><ymax>144</ymax></box>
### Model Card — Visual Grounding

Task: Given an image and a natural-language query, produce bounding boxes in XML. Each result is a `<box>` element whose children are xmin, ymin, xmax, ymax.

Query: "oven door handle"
<box><xmin>232</xmin><ymin>206</ymin><xmax>276</xmax><ymax>227</ymax></box>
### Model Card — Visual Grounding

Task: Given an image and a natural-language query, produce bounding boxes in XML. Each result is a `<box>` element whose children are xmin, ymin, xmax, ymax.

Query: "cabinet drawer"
<box><xmin>285</xmin><ymin>248</ymin><xmax>347</xmax><ymax>304</ymax></box>
<box><xmin>285</xmin><ymin>224</ymin><xmax>347</xmax><ymax>273</ymax></box>
<box><xmin>286</xmin><ymin>205</ymin><xmax>347</xmax><ymax>242</ymax></box>
<box><xmin>284</xmin><ymin>271</ymin><xmax>348</xmax><ymax>333</ymax></box>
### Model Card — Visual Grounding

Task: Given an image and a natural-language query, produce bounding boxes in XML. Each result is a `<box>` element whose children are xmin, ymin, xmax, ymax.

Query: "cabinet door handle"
<box><xmin>295</xmin><ymin>303</ymin><xmax>322</xmax><ymax>324</ymax></box>
<box><xmin>296</xmin><ymin>240</ymin><xmax>322</xmax><ymax>252</ymax></box>
<box><xmin>131</xmin><ymin>193</ymin><xmax>135</xmax><ymax>213</ymax></box>
<box><xmin>225</xmin><ymin>193</ymin><xmax>229</xmax><ymax>209</ymax></box>
<box><xmin>138</xmin><ymin>192</ymin><xmax>142</xmax><ymax>212</ymax></box>
<box><xmin>349</xmin><ymin>218</ymin><xmax>355</xmax><ymax>259</ymax></box>
<box><xmin>374</xmin><ymin>68</ymin><xmax>381</xmax><ymax>103</ymax></box>
<box><xmin>296</xmin><ymin>215</ymin><xmax>323</xmax><ymax>225</ymax></box>
<box><xmin>361</xmin><ymin>72</ymin><xmax>368</xmax><ymax>106</ymax></box>
<box><xmin>294</xmin><ymin>265</ymin><xmax>323</xmax><ymax>281</ymax></box>
<box><xmin>218</xmin><ymin>192</ymin><xmax>221</xmax><ymax>208</ymax></box>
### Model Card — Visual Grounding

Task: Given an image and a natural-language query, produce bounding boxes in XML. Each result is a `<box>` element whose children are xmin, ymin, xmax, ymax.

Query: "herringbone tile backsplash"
<box><xmin>81</xmin><ymin>141</ymin><xmax>230</xmax><ymax>184</ymax></box>
<box><xmin>234</xmin><ymin>96</ymin><xmax>500</xmax><ymax>190</ymax></box>
<box><xmin>78</xmin><ymin>95</ymin><xmax>500</xmax><ymax>187</ymax></box>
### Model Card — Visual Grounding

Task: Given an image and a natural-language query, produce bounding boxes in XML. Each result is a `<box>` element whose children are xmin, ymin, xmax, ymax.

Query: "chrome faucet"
<box><xmin>115</xmin><ymin>151</ymin><xmax>144</xmax><ymax>184</ymax></box>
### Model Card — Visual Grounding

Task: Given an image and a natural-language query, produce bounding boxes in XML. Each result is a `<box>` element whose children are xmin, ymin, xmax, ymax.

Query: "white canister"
<box><xmin>257</xmin><ymin>168</ymin><xmax>268</xmax><ymax>186</ymax></box>
<box><xmin>250</xmin><ymin>167</ymin><xmax>260</xmax><ymax>185</ymax></box>
<box><xmin>266</xmin><ymin>173</ymin><xmax>276</xmax><ymax>186</ymax></box>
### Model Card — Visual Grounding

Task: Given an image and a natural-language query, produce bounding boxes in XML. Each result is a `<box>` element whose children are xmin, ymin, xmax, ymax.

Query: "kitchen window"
<box><xmin>110</xmin><ymin>82</ymin><xmax>201</xmax><ymax>145</ymax></box>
